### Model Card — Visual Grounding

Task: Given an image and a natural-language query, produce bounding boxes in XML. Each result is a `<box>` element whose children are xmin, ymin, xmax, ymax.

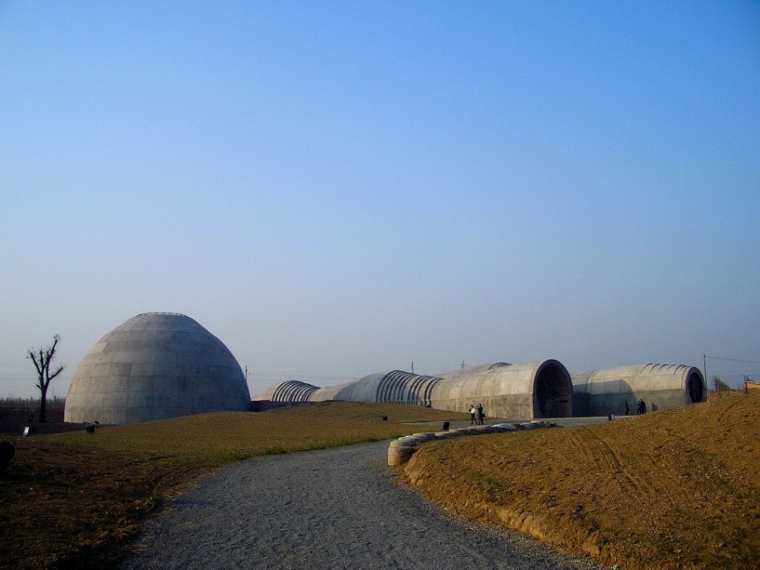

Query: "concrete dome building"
<box><xmin>65</xmin><ymin>313</ymin><xmax>251</xmax><ymax>425</ymax></box>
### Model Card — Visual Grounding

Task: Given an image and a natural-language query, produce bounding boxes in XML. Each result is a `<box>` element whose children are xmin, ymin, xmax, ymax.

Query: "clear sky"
<box><xmin>2</xmin><ymin>1</ymin><xmax>759</xmax><ymax>399</ymax></box>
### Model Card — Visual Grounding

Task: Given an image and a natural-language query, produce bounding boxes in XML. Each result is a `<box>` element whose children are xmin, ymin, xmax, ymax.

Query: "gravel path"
<box><xmin>121</xmin><ymin>441</ymin><xmax>602</xmax><ymax>569</ymax></box>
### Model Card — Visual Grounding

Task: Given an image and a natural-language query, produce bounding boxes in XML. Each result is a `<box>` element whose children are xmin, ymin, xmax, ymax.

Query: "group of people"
<box><xmin>625</xmin><ymin>399</ymin><xmax>647</xmax><ymax>415</ymax></box>
<box><xmin>469</xmin><ymin>403</ymin><xmax>485</xmax><ymax>424</ymax></box>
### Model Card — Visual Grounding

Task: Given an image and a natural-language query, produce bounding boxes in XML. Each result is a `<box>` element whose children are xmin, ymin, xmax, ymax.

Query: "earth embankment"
<box><xmin>399</xmin><ymin>393</ymin><xmax>760</xmax><ymax>569</ymax></box>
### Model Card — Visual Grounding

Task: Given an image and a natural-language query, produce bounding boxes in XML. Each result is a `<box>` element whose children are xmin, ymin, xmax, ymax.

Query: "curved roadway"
<box><xmin>122</xmin><ymin>441</ymin><xmax>601</xmax><ymax>569</ymax></box>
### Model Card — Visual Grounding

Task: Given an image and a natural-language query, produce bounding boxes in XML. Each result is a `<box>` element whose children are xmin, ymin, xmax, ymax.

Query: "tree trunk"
<box><xmin>38</xmin><ymin>385</ymin><xmax>48</xmax><ymax>423</ymax></box>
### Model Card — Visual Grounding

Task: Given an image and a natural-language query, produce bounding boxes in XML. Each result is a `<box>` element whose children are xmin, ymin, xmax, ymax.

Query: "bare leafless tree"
<box><xmin>27</xmin><ymin>335</ymin><xmax>64</xmax><ymax>423</ymax></box>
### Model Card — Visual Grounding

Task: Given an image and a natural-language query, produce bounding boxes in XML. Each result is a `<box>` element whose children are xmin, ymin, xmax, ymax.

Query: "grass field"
<box><xmin>400</xmin><ymin>392</ymin><xmax>760</xmax><ymax>569</ymax></box>
<box><xmin>1</xmin><ymin>395</ymin><xmax>758</xmax><ymax>569</ymax></box>
<box><xmin>0</xmin><ymin>402</ymin><xmax>464</xmax><ymax>569</ymax></box>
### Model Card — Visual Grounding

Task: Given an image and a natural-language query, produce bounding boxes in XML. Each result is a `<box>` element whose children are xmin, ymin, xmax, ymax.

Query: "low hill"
<box><xmin>399</xmin><ymin>392</ymin><xmax>760</xmax><ymax>569</ymax></box>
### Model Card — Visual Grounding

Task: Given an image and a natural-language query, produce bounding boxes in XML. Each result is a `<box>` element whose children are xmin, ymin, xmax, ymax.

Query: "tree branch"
<box><xmin>46</xmin><ymin>365</ymin><xmax>65</xmax><ymax>385</ymax></box>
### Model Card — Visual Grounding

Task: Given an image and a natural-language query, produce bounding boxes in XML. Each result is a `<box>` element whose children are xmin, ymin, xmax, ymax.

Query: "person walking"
<box><xmin>469</xmin><ymin>404</ymin><xmax>476</xmax><ymax>425</ymax></box>
<box><xmin>476</xmin><ymin>403</ymin><xmax>484</xmax><ymax>425</ymax></box>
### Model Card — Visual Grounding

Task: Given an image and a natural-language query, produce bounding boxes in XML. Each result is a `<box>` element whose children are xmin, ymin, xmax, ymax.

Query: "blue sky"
<box><xmin>2</xmin><ymin>1</ymin><xmax>759</xmax><ymax>399</ymax></box>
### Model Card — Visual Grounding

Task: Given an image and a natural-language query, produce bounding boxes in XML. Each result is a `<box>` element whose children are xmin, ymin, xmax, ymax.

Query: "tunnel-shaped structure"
<box><xmin>271</xmin><ymin>380</ymin><xmax>320</xmax><ymax>403</ymax></box>
<box><xmin>65</xmin><ymin>313</ymin><xmax>251</xmax><ymax>424</ymax></box>
<box><xmin>256</xmin><ymin>360</ymin><xmax>574</xmax><ymax>420</ymax></box>
<box><xmin>431</xmin><ymin>360</ymin><xmax>573</xmax><ymax>418</ymax></box>
<box><xmin>571</xmin><ymin>363</ymin><xmax>706</xmax><ymax>416</ymax></box>
<box><xmin>257</xmin><ymin>372</ymin><xmax>442</xmax><ymax>406</ymax></box>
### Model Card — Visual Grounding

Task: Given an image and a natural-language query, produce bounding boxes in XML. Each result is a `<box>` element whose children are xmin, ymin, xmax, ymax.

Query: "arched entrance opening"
<box><xmin>535</xmin><ymin>361</ymin><xmax>573</xmax><ymax>418</ymax></box>
<box><xmin>687</xmin><ymin>371</ymin><xmax>705</xmax><ymax>403</ymax></box>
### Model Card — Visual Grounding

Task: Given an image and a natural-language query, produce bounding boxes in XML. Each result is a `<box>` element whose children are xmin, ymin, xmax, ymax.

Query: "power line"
<box><xmin>704</xmin><ymin>355</ymin><xmax>760</xmax><ymax>366</ymax></box>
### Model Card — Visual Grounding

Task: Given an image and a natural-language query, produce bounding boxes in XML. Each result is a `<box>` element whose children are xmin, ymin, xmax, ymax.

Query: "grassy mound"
<box><xmin>399</xmin><ymin>392</ymin><xmax>760</xmax><ymax>569</ymax></box>
<box><xmin>0</xmin><ymin>402</ymin><xmax>464</xmax><ymax>569</ymax></box>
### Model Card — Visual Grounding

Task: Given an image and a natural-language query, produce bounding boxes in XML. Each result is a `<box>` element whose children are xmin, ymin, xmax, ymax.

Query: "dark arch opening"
<box><xmin>535</xmin><ymin>362</ymin><xmax>573</xmax><ymax>418</ymax></box>
<box><xmin>687</xmin><ymin>371</ymin><xmax>704</xmax><ymax>403</ymax></box>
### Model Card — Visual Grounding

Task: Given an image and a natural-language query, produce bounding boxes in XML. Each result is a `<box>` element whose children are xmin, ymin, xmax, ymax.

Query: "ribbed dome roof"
<box><xmin>65</xmin><ymin>313</ymin><xmax>250</xmax><ymax>424</ymax></box>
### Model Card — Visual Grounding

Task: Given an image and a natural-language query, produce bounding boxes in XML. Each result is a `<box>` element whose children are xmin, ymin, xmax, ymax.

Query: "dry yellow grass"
<box><xmin>399</xmin><ymin>392</ymin><xmax>760</xmax><ymax>569</ymax></box>
<box><xmin>0</xmin><ymin>402</ymin><xmax>464</xmax><ymax>569</ymax></box>
<box><xmin>3</xmin><ymin>395</ymin><xmax>758</xmax><ymax>569</ymax></box>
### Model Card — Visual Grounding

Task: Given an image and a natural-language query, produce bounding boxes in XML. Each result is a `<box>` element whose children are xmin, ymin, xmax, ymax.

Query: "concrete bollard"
<box><xmin>388</xmin><ymin>418</ymin><xmax>537</xmax><ymax>466</ymax></box>
<box><xmin>388</xmin><ymin>439</ymin><xmax>416</xmax><ymax>466</ymax></box>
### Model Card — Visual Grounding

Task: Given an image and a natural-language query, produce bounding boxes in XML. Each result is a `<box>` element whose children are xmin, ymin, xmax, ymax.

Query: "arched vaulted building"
<box><xmin>256</xmin><ymin>360</ymin><xmax>706</xmax><ymax>420</ymax></box>
<box><xmin>571</xmin><ymin>363</ymin><xmax>706</xmax><ymax>416</ymax></box>
<box><xmin>256</xmin><ymin>360</ymin><xmax>575</xmax><ymax>419</ymax></box>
